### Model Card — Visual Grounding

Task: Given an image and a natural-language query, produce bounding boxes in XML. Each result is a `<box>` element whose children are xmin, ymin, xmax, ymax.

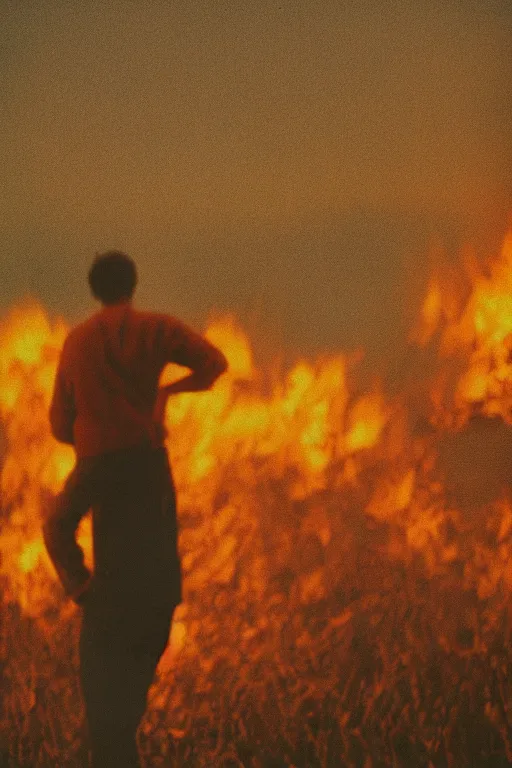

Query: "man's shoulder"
<box><xmin>79</xmin><ymin>307</ymin><xmax>160</xmax><ymax>331</ymax></box>
<box><xmin>62</xmin><ymin>321</ymin><xmax>85</xmax><ymax>351</ymax></box>
<box><xmin>144</xmin><ymin>311</ymin><xmax>186</xmax><ymax>332</ymax></box>
<box><xmin>65</xmin><ymin>315</ymin><xmax>97</xmax><ymax>346</ymax></box>
<box><xmin>70</xmin><ymin>308</ymin><xmax>184</xmax><ymax>343</ymax></box>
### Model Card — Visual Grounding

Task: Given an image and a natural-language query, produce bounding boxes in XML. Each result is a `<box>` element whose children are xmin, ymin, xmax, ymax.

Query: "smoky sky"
<box><xmin>1</xmin><ymin>1</ymin><xmax>511</xmax><ymax>370</ymax></box>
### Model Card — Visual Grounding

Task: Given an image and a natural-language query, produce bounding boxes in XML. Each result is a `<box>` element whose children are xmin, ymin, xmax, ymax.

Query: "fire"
<box><xmin>344</xmin><ymin>392</ymin><xmax>388</xmax><ymax>453</ymax></box>
<box><xmin>18</xmin><ymin>539</ymin><xmax>45</xmax><ymax>574</ymax></box>
<box><xmin>1</xmin><ymin>222</ymin><xmax>512</xmax><ymax>764</ymax></box>
<box><xmin>1</xmin><ymin>227</ymin><xmax>511</xmax><ymax>614</ymax></box>
<box><xmin>413</xmin><ymin>230</ymin><xmax>512</xmax><ymax>426</ymax></box>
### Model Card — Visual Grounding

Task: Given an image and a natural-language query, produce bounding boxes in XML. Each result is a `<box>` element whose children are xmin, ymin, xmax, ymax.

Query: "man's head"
<box><xmin>88</xmin><ymin>250</ymin><xmax>137</xmax><ymax>305</ymax></box>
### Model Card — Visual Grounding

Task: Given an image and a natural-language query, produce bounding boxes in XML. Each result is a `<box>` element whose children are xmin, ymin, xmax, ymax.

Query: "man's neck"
<box><xmin>101</xmin><ymin>299</ymin><xmax>132</xmax><ymax>311</ymax></box>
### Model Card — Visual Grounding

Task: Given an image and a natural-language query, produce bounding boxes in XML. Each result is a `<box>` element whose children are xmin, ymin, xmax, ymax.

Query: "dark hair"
<box><xmin>88</xmin><ymin>250</ymin><xmax>137</xmax><ymax>304</ymax></box>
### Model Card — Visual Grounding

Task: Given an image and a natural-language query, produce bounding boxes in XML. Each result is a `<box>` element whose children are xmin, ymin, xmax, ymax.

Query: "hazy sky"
<box><xmin>2</xmin><ymin>1</ymin><xmax>511</xmax><ymax>370</ymax></box>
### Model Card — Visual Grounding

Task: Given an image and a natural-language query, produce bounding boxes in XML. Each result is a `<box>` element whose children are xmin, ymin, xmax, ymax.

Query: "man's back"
<box><xmin>50</xmin><ymin>302</ymin><xmax>222</xmax><ymax>458</ymax></box>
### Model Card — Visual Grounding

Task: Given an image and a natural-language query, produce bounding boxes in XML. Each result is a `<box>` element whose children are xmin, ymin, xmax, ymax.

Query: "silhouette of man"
<box><xmin>43</xmin><ymin>250</ymin><xmax>228</xmax><ymax>768</ymax></box>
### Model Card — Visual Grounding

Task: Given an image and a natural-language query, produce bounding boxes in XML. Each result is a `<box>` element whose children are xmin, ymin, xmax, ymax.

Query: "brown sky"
<box><xmin>1</xmin><ymin>0</ymin><xmax>511</xmax><ymax>370</ymax></box>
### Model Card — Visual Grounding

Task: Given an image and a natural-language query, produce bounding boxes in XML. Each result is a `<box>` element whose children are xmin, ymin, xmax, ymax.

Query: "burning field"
<box><xmin>1</xmin><ymin>225</ymin><xmax>512</xmax><ymax>767</ymax></box>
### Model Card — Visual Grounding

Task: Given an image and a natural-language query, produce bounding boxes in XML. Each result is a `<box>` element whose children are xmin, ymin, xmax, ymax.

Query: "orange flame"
<box><xmin>1</xmin><ymin>221</ymin><xmax>512</xmax><ymax>640</ymax></box>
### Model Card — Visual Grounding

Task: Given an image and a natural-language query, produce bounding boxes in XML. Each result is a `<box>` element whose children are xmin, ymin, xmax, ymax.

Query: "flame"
<box><xmin>413</xmin><ymin>229</ymin><xmax>512</xmax><ymax>426</ymax></box>
<box><xmin>2</xmin><ymin>222</ymin><xmax>512</xmax><ymax>764</ymax></box>
<box><xmin>345</xmin><ymin>391</ymin><xmax>388</xmax><ymax>453</ymax></box>
<box><xmin>0</xmin><ymin>293</ymin><xmax>387</xmax><ymax>621</ymax></box>
<box><xmin>0</xmin><ymin>227</ymin><xmax>510</xmax><ymax>615</ymax></box>
<box><xmin>19</xmin><ymin>539</ymin><xmax>45</xmax><ymax>573</ymax></box>
<box><xmin>414</xmin><ymin>277</ymin><xmax>442</xmax><ymax>346</ymax></box>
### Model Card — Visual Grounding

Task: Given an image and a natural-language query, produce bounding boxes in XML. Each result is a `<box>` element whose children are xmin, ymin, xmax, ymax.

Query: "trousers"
<box><xmin>52</xmin><ymin>442</ymin><xmax>181</xmax><ymax>768</ymax></box>
<box><xmin>80</xmin><ymin>605</ymin><xmax>175</xmax><ymax>768</ymax></box>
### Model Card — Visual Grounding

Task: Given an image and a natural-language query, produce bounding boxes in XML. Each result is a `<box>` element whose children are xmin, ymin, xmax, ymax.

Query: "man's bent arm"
<box><xmin>161</xmin><ymin>353</ymin><xmax>227</xmax><ymax>395</ymax></box>
<box><xmin>153</xmin><ymin>319</ymin><xmax>228</xmax><ymax>422</ymax></box>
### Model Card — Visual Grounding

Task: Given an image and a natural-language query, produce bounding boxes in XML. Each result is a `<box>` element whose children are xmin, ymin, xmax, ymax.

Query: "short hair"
<box><xmin>88</xmin><ymin>250</ymin><xmax>137</xmax><ymax>304</ymax></box>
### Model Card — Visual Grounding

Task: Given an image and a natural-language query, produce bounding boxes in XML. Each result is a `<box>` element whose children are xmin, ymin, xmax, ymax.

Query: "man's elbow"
<box><xmin>52</xmin><ymin>430</ymin><xmax>75</xmax><ymax>446</ymax></box>
<box><xmin>50</xmin><ymin>416</ymin><xmax>74</xmax><ymax>445</ymax></box>
<box><xmin>203</xmin><ymin>352</ymin><xmax>228</xmax><ymax>388</ymax></box>
<box><xmin>215</xmin><ymin>351</ymin><xmax>228</xmax><ymax>377</ymax></box>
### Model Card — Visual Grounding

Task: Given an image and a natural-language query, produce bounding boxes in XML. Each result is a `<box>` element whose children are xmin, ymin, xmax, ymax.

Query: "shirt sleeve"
<box><xmin>162</xmin><ymin>316</ymin><xmax>227</xmax><ymax>372</ymax></box>
<box><xmin>49</xmin><ymin>338</ymin><xmax>76</xmax><ymax>445</ymax></box>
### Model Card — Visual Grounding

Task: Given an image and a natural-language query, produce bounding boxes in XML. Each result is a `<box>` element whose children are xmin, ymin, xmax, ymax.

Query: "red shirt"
<box><xmin>49</xmin><ymin>302</ymin><xmax>221</xmax><ymax>459</ymax></box>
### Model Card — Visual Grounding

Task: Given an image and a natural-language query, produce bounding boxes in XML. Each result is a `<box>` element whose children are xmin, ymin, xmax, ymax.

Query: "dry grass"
<box><xmin>1</xmin><ymin>505</ymin><xmax>512</xmax><ymax>768</ymax></box>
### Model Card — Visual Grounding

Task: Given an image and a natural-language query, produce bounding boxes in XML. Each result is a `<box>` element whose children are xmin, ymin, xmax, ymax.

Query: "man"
<box><xmin>43</xmin><ymin>250</ymin><xmax>228</xmax><ymax>768</ymax></box>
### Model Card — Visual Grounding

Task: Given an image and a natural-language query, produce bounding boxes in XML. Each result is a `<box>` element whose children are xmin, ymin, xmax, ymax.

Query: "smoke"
<box><xmin>1</xmin><ymin>2</ymin><xmax>510</xmax><ymax>368</ymax></box>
